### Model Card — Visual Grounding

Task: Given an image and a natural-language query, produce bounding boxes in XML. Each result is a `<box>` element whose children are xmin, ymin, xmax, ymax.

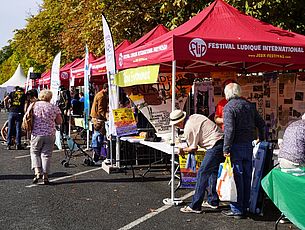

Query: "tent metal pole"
<box><xmin>171</xmin><ymin>60</ymin><xmax>176</xmax><ymax>204</ymax></box>
<box><xmin>116</xmin><ymin>85</ymin><xmax>120</xmax><ymax>168</ymax></box>
<box><xmin>163</xmin><ymin>60</ymin><xmax>182</xmax><ymax>205</ymax></box>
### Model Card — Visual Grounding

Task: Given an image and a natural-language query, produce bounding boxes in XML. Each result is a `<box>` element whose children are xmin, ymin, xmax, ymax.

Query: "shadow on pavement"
<box><xmin>0</xmin><ymin>172</ymin><xmax>69</xmax><ymax>181</ymax></box>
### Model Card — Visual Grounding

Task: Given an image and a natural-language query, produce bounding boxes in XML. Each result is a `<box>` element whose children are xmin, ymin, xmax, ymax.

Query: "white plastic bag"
<box><xmin>216</xmin><ymin>156</ymin><xmax>237</xmax><ymax>202</ymax></box>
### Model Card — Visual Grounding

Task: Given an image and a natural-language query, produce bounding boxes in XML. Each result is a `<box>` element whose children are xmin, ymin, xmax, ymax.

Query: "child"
<box><xmin>92</xmin><ymin>122</ymin><xmax>105</xmax><ymax>165</ymax></box>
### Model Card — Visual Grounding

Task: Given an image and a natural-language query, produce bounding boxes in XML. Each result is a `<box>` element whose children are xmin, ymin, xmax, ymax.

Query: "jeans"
<box><xmin>189</xmin><ymin>140</ymin><xmax>224</xmax><ymax>210</ymax></box>
<box><xmin>7</xmin><ymin>112</ymin><xmax>23</xmax><ymax>146</ymax></box>
<box><xmin>230</xmin><ymin>142</ymin><xmax>253</xmax><ymax>215</ymax></box>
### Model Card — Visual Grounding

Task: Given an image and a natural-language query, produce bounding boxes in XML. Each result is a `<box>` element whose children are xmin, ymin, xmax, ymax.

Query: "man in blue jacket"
<box><xmin>222</xmin><ymin>83</ymin><xmax>265</xmax><ymax>219</ymax></box>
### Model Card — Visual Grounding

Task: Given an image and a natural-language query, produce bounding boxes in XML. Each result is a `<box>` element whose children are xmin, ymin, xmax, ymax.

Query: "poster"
<box><xmin>211</xmin><ymin>72</ymin><xmax>237</xmax><ymax>105</ymax></box>
<box><xmin>193</xmin><ymin>81</ymin><xmax>215</xmax><ymax>117</ymax></box>
<box><xmin>113</xmin><ymin>108</ymin><xmax>137</xmax><ymax>136</ymax></box>
<box><xmin>125</xmin><ymin>72</ymin><xmax>194</xmax><ymax>134</ymax></box>
<box><xmin>293</xmin><ymin>72</ymin><xmax>305</xmax><ymax>117</ymax></box>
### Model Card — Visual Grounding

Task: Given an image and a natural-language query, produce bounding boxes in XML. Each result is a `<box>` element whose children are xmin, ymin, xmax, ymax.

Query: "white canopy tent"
<box><xmin>0</xmin><ymin>64</ymin><xmax>27</xmax><ymax>88</ymax></box>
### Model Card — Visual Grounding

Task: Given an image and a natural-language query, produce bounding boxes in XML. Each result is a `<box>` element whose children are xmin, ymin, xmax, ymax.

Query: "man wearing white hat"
<box><xmin>170</xmin><ymin>110</ymin><xmax>224</xmax><ymax>214</ymax></box>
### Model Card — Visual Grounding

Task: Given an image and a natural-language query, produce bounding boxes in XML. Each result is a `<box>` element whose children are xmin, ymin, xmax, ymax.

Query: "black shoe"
<box><xmin>221</xmin><ymin>210</ymin><xmax>244</xmax><ymax>219</ymax></box>
<box><xmin>16</xmin><ymin>145</ymin><xmax>24</xmax><ymax>150</ymax></box>
<box><xmin>43</xmin><ymin>178</ymin><xmax>51</xmax><ymax>185</ymax></box>
<box><xmin>6</xmin><ymin>145</ymin><xmax>11</xmax><ymax>150</ymax></box>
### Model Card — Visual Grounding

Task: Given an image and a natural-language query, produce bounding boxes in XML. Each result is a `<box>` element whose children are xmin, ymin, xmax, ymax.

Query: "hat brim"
<box><xmin>169</xmin><ymin>111</ymin><xmax>186</xmax><ymax>125</ymax></box>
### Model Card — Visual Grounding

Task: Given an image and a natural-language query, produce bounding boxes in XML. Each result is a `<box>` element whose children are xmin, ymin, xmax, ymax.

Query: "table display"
<box><xmin>261</xmin><ymin>167</ymin><xmax>305</xmax><ymax>230</ymax></box>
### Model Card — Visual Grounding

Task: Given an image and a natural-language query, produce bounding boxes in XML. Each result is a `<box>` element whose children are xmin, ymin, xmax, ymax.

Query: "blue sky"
<box><xmin>0</xmin><ymin>0</ymin><xmax>42</xmax><ymax>49</ymax></box>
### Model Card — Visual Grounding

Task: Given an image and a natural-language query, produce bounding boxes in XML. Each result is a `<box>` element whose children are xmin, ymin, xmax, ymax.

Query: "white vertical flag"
<box><xmin>26</xmin><ymin>67</ymin><xmax>33</xmax><ymax>93</ymax></box>
<box><xmin>50</xmin><ymin>51</ymin><xmax>61</xmax><ymax>105</ymax></box>
<box><xmin>50</xmin><ymin>51</ymin><xmax>62</xmax><ymax>150</ymax></box>
<box><xmin>84</xmin><ymin>45</ymin><xmax>90</xmax><ymax>130</ymax></box>
<box><xmin>102</xmin><ymin>14</ymin><xmax>118</xmax><ymax>136</ymax></box>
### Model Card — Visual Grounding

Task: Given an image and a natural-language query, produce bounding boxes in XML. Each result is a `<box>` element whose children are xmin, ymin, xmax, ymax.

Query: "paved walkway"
<box><xmin>0</xmin><ymin>111</ymin><xmax>297</xmax><ymax>230</ymax></box>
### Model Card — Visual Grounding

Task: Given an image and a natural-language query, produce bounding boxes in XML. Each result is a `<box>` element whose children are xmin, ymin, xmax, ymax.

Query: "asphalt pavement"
<box><xmin>0</xmin><ymin>111</ymin><xmax>298</xmax><ymax>230</ymax></box>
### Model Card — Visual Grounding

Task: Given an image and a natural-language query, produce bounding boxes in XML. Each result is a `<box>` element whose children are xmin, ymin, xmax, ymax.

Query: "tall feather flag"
<box><xmin>26</xmin><ymin>67</ymin><xmax>33</xmax><ymax>93</ymax></box>
<box><xmin>102</xmin><ymin>14</ymin><xmax>118</xmax><ymax>136</ymax></box>
<box><xmin>50</xmin><ymin>51</ymin><xmax>62</xmax><ymax>149</ymax></box>
<box><xmin>84</xmin><ymin>45</ymin><xmax>90</xmax><ymax>130</ymax></box>
<box><xmin>50</xmin><ymin>51</ymin><xmax>61</xmax><ymax>105</ymax></box>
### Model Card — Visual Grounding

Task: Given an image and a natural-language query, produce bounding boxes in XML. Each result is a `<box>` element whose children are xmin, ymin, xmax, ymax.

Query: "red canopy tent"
<box><xmin>116</xmin><ymin>0</ymin><xmax>305</xmax><ymax>206</ymax></box>
<box><xmin>118</xmin><ymin>0</ymin><xmax>305</xmax><ymax>73</ymax></box>
<box><xmin>70</xmin><ymin>53</ymin><xmax>96</xmax><ymax>86</ymax></box>
<box><xmin>121</xmin><ymin>24</ymin><xmax>169</xmax><ymax>53</ymax></box>
<box><xmin>37</xmin><ymin>58</ymin><xmax>82</xmax><ymax>88</ymax></box>
<box><xmin>90</xmin><ymin>40</ymin><xmax>132</xmax><ymax>86</ymax></box>
<box><xmin>37</xmin><ymin>70</ymin><xmax>51</xmax><ymax>87</ymax></box>
<box><xmin>91</xmin><ymin>24</ymin><xmax>169</xmax><ymax>78</ymax></box>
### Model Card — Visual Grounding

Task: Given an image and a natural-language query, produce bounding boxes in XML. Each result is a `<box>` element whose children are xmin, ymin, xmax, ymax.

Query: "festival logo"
<box><xmin>60</xmin><ymin>72</ymin><xmax>69</xmax><ymax>80</ymax></box>
<box><xmin>189</xmin><ymin>38</ymin><xmax>207</xmax><ymax>57</ymax></box>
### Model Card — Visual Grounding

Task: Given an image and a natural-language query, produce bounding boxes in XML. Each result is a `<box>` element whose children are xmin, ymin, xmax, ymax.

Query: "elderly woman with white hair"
<box><xmin>222</xmin><ymin>83</ymin><xmax>265</xmax><ymax>219</ymax></box>
<box><xmin>29</xmin><ymin>90</ymin><xmax>62</xmax><ymax>185</ymax></box>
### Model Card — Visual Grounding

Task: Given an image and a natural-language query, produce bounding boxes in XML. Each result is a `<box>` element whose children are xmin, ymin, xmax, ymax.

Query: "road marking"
<box><xmin>15</xmin><ymin>154</ymin><xmax>30</xmax><ymax>159</ymax></box>
<box><xmin>118</xmin><ymin>191</ymin><xmax>194</xmax><ymax>230</ymax></box>
<box><xmin>26</xmin><ymin>167</ymin><xmax>103</xmax><ymax>188</ymax></box>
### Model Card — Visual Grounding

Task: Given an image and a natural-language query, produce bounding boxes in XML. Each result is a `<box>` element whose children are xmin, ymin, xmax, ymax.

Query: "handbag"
<box><xmin>22</xmin><ymin>102</ymin><xmax>36</xmax><ymax>133</ymax></box>
<box><xmin>216</xmin><ymin>156</ymin><xmax>237</xmax><ymax>202</ymax></box>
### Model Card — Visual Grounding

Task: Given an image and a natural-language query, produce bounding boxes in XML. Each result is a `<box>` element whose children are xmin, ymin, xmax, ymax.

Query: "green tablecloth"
<box><xmin>261</xmin><ymin>168</ymin><xmax>305</xmax><ymax>230</ymax></box>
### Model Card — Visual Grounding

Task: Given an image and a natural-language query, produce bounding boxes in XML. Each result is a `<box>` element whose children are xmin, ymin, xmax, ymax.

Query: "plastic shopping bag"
<box><xmin>216</xmin><ymin>156</ymin><xmax>237</xmax><ymax>202</ymax></box>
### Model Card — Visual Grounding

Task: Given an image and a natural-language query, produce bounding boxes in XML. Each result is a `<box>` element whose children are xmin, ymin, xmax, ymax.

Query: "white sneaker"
<box><xmin>180</xmin><ymin>206</ymin><xmax>202</xmax><ymax>214</ymax></box>
<box><xmin>201</xmin><ymin>201</ymin><xmax>218</xmax><ymax>209</ymax></box>
<box><xmin>279</xmin><ymin>216</ymin><xmax>290</xmax><ymax>224</ymax></box>
<box><xmin>93</xmin><ymin>161</ymin><xmax>102</xmax><ymax>166</ymax></box>
<box><xmin>104</xmin><ymin>159</ymin><xmax>111</xmax><ymax>164</ymax></box>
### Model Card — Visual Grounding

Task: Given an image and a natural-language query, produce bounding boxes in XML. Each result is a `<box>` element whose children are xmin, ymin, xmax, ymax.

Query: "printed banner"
<box><xmin>115</xmin><ymin>65</ymin><xmax>160</xmax><ymax>87</ymax></box>
<box><xmin>50</xmin><ymin>51</ymin><xmax>61</xmax><ymax>105</ymax></box>
<box><xmin>124</xmin><ymin>72</ymin><xmax>194</xmax><ymax>134</ymax></box>
<box><xmin>102</xmin><ymin>14</ymin><xmax>116</xmax><ymax>75</ymax></box>
<box><xmin>103</xmin><ymin>14</ymin><xmax>118</xmax><ymax>136</ymax></box>
<box><xmin>113</xmin><ymin>108</ymin><xmax>137</xmax><ymax>136</ymax></box>
<box><xmin>84</xmin><ymin>45</ymin><xmax>90</xmax><ymax>129</ymax></box>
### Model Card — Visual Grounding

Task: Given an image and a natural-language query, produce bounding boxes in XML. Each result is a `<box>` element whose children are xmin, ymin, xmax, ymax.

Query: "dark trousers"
<box><xmin>230</xmin><ymin>142</ymin><xmax>253</xmax><ymax>215</ymax></box>
<box><xmin>189</xmin><ymin>140</ymin><xmax>224</xmax><ymax>210</ymax></box>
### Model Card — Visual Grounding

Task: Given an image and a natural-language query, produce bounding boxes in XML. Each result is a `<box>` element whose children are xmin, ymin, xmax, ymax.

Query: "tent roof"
<box><xmin>70</xmin><ymin>53</ymin><xmax>96</xmax><ymax>79</ymax></box>
<box><xmin>37</xmin><ymin>58</ymin><xmax>82</xmax><ymax>86</ymax></box>
<box><xmin>91</xmin><ymin>25</ymin><xmax>169</xmax><ymax>77</ymax></box>
<box><xmin>0</xmin><ymin>64</ymin><xmax>27</xmax><ymax>87</ymax></box>
<box><xmin>123</xmin><ymin>24</ymin><xmax>169</xmax><ymax>52</ymax></box>
<box><xmin>91</xmin><ymin>40</ymin><xmax>132</xmax><ymax>76</ymax></box>
<box><xmin>118</xmin><ymin>0</ymin><xmax>305</xmax><ymax>73</ymax></box>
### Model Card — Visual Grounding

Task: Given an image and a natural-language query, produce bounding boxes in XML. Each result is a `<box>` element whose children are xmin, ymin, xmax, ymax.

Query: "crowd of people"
<box><xmin>2</xmin><ymin>80</ymin><xmax>305</xmax><ymax>211</ymax></box>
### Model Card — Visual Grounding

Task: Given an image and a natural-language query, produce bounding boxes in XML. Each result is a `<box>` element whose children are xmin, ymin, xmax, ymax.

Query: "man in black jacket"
<box><xmin>4</xmin><ymin>86</ymin><xmax>26</xmax><ymax>150</ymax></box>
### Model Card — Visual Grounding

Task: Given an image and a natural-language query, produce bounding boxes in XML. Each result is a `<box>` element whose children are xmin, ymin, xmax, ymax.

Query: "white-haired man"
<box><xmin>222</xmin><ymin>83</ymin><xmax>265</xmax><ymax>219</ymax></box>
